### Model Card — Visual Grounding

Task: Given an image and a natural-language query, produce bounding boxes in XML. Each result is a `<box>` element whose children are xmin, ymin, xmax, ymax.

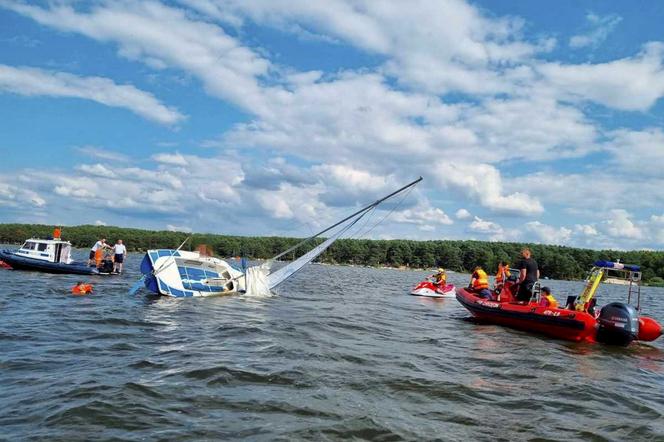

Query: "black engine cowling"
<box><xmin>596</xmin><ymin>302</ymin><xmax>639</xmax><ymax>345</ymax></box>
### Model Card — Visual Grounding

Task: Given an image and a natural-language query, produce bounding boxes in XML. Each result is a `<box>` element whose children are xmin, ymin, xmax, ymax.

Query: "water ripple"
<box><xmin>0</xmin><ymin>256</ymin><xmax>663</xmax><ymax>440</ymax></box>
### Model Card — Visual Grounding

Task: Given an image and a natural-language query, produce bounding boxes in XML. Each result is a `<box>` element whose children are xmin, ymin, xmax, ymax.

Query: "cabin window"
<box><xmin>38</xmin><ymin>243</ymin><xmax>48</xmax><ymax>252</ymax></box>
<box><xmin>23</xmin><ymin>242</ymin><xmax>36</xmax><ymax>250</ymax></box>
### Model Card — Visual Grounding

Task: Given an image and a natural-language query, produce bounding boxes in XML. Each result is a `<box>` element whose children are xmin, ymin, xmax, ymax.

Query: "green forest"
<box><xmin>1</xmin><ymin>223</ymin><xmax>663</xmax><ymax>285</ymax></box>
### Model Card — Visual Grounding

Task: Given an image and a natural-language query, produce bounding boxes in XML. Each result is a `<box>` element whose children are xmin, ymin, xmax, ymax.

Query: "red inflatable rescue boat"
<box><xmin>456</xmin><ymin>261</ymin><xmax>662</xmax><ymax>345</ymax></box>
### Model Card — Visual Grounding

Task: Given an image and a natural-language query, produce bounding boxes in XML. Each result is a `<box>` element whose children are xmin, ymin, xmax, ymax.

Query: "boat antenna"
<box><xmin>271</xmin><ymin>176</ymin><xmax>422</xmax><ymax>261</ymax></box>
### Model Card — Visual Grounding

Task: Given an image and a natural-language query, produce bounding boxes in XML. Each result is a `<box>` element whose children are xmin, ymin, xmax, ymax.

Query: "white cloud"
<box><xmin>468</xmin><ymin>216</ymin><xmax>503</xmax><ymax>235</ymax></box>
<box><xmin>192</xmin><ymin>0</ymin><xmax>545</xmax><ymax>95</ymax></box>
<box><xmin>605</xmin><ymin>128</ymin><xmax>664</xmax><ymax>176</ymax></box>
<box><xmin>455</xmin><ymin>208</ymin><xmax>471</xmax><ymax>220</ymax></box>
<box><xmin>575</xmin><ymin>224</ymin><xmax>598</xmax><ymax>237</ymax></box>
<box><xmin>391</xmin><ymin>205</ymin><xmax>453</xmax><ymax>229</ymax></box>
<box><xmin>76</xmin><ymin>164</ymin><xmax>115</xmax><ymax>178</ymax></box>
<box><xmin>94</xmin><ymin>219</ymin><xmax>107</xmax><ymax>226</ymax></box>
<box><xmin>539</xmin><ymin>43</ymin><xmax>664</xmax><ymax>111</ymax></box>
<box><xmin>152</xmin><ymin>152</ymin><xmax>188</xmax><ymax>166</ymax></box>
<box><xmin>602</xmin><ymin>209</ymin><xmax>643</xmax><ymax>240</ymax></box>
<box><xmin>166</xmin><ymin>224</ymin><xmax>192</xmax><ymax>233</ymax></box>
<box><xmin>569</xmin><ymin>13</ymin><xmax>622</xmax><ymax>49</ymax></box>
<box><xmin>1</xmin><ymin>1</ymin><xmax>270</xmax><ymax>113</ymax></box>
<box><xmin>435</xmin><ymin>162</ymin><xmax>543</xmax><ymax>216</ymax></box>
<box><xmin>0</xmin><ymin>64</ymin><xmax>184</xmax><ymax>124</ymax></box>
<box><xmin>524</xmin><ymin>221</ymin><xmax>572</xmax><ymax>245</ymax></box>
<box><xmin>0</xmin><ymin>181</ymin><xmax>46</xmax><ymax>207</ymax></box>
<box><xmin>75</xmin><ymin>145</ymin><xmax>130</xmax><ymax>162</ymax></box>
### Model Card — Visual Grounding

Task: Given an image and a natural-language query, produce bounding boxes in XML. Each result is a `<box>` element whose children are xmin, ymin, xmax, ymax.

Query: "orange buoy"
<box><xmin>638</xmin><ymin>316</ymin><xmax>663</xmax><ymax>342</ymax></box>
<box><xmin>72</xmin><ymin>282</ymin><xmax>93</xmax><ymax>296</ymax></box>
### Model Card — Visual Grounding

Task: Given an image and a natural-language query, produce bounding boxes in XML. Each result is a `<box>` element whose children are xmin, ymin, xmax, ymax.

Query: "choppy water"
<box><xmin>1</xmin><ymin>249</ymin><xmax>664</xmax><ymax>441</ymax></box>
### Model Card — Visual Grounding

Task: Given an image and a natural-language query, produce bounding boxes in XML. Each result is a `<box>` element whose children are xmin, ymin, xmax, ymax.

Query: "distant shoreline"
<box><xmin>1</xmin><ymin>223</ymin><xmax>663</xmax><ymax>285</ymax></box>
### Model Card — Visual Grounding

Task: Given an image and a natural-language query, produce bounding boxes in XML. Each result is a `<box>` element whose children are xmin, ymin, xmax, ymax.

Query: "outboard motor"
<box><xmin>596</xmin><ymin>302</ymin><xmax>639</xmax><ymax>345</ymax></box>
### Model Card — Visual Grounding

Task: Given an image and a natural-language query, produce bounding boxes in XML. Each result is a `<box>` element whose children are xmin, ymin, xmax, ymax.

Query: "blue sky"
<box><xmin>1</xmin><ymin>0</ymin><xmax>664</xmax><ymax>250</ymax></box>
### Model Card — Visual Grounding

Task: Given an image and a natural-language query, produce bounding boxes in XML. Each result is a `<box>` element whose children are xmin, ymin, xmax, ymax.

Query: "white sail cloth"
<box><xmin>244</xmin><ymin>223</ymin><xmax>353</xmax><ymax>296</ymax></box>
<box><xmin>244</xmin><ymin>263</ymin><xmax>271</xmax><ymax>296</ymax></box>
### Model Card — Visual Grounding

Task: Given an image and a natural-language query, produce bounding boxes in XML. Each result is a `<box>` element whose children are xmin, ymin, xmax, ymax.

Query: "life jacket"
<box><xmin>472</xmin><ymin>269</ymin><xmax>489</xmax><ymax>290</ymax></box>
<box><xmin>434</xmin><ymin>272</ymin><xmax>446</xmax><ymax>285</ymax></box>
<box><xmin>495</xmin><ymin>265</ymin><xmax>511</xmax><ymax>285</ymax></box>
<box><xmin>72</xmin><ymin>283</ymin><xmax>93</xmax><ymax>295</ymax></box>
<box><xmin>95</xmin><ymin>249</ymin><xmax>103</xmax><ymax>266</ymax></box>
<box><xmin>539</xmin><ymin>293</ymin><xmax>558</xmax><ymax>308</ymax></box>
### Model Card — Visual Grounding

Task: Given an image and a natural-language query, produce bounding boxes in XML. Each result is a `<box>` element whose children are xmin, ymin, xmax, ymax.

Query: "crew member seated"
<box><xmin>469</xmin><ymin>266</ymin><xmax>492</xmax><ymax>299</ymax></box>
<box><xmin>97</xmin><ymin>249</ymin><xmax>115</xmax><ymax>273</ymax></box>
<box><xmin>430</xmin><ymin>268</ymin><xmax>447</xmax><ymax>285</ymax></box>
<box><xmin>538</xmin><ymin>287</ymin><xmax>558</xmax><ymax>308</ymax></box>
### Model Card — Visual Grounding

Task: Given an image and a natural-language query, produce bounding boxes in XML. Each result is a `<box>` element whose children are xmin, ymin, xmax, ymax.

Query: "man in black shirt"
<box><xmin>516</xmin><ymin>247</ymin><xmax>539</xmax><ymax>302</ymax></box>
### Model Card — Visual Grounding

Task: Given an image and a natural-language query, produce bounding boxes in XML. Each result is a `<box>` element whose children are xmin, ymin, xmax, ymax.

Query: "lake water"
<box><xmin>1</xmin><ymin>250</ymin><xmax>663</xmax><ymax>441</ymax></box>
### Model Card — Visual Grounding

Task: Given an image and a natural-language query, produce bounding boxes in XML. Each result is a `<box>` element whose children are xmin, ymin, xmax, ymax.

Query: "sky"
<box><xmin>1</xmin><ymin>0</ymin><xmax>664</xmax><ymax>250</ymax></box>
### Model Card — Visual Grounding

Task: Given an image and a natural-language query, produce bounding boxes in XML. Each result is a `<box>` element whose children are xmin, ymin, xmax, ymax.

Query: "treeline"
<box><xmin>1</xmin><ymin>223</ymin><xmax>663</xmax><ymax>284</ymax></box>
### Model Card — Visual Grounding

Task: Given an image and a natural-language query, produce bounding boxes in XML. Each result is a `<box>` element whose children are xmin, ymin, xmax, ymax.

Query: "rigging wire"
<box><xmin>356</xmin><ymin>184</ymin><xmax>415</xmax><ymax>239</ymax></box>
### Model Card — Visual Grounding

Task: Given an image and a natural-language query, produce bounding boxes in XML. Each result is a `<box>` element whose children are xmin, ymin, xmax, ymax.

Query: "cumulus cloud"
<box><xmin>539</xmin><ymin>43</ymin><xmax>664</xmax><ymax>111</ymax></box>
<box><xmin>435</xmin><ymin>162</ymin><xmax>543</xmax><ymax>216</ymax></box>
<box><xmin>0</xmin><ymin>64</ymin><xmax>184</xmax><ymax>124</ymax></box>
<box><xmin>468</xmin><ymin>216</ymin><xmax>503</xmax><ymax>235</ymax></box>
<box><xmin>602</xmin><ymin>209</ymin><xmax>643</xmax><ymax>240</ymax></box>
<box><xmin>524</xmin><ymin>221</ymin><xmax>572</xmax><ymax>245</ymax></box>
<box><xmin>391</xmin><ymin>204</ymin><xmax>453</xmax><ymax>230</ymax></box>
<box><xmin>189</xmin><ymin>0</ymin><xmax>546</xmax><ymax>95</ymax></box>
<box><xmin>605</xmin><ymin>128</ymin><xmax>664</xmax><ymax>176</ymax></box>
<box><xmin>455</xmin><ymin>208</ymin><xmax>471</xmax><ymax>220</ymax></box>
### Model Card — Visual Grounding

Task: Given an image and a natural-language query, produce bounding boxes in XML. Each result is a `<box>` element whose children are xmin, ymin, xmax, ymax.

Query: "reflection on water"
<box><xmin>0</xmin><ymin>252</ymin><xmax>663</xmax><ymax>440</ymax></box>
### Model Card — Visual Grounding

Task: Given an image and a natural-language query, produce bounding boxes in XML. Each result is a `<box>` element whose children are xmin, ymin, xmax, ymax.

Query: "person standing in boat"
<box><xmin>87</xmin><ymin>238</ymin><xmax>108</xmax><ymax>266</ymax></box>
<box><xmin>112</xmin><ymin>239</ymin><xmax>127</xmax><ymax>274</ymax></box>
<box><xmin>494</xmin><ymin>261</ymin><xmax>510</xmax><ymax>292</ymax></box>
<box><xmin>516</xmin><ymin>248</ymin><xmax>539</xmax><ymax>302</ymax></box>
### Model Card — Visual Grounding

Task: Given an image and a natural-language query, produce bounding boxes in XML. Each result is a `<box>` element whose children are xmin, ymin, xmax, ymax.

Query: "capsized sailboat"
<box><xmin>137</xmin><ymin>177</ymin><xmax>422</xmax><ymax>297</ymax></box>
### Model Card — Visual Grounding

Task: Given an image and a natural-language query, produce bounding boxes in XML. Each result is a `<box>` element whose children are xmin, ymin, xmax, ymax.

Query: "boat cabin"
<box><xmin>15</xmin><ymin>238</ymin><xmax>74</xmax><ymax>264</ymax></box>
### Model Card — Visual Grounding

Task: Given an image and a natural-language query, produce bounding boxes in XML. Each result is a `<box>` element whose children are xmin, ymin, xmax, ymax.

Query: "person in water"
<box><xmin>494</xmin><ymin>261</ymin><xmax>510</xmax><ymax>292</ymax></box>
<box><xmin>430</xmin><ymin>268</ymin><xmax>447</xmax><ymax>286</ymax></box>
<box><xmin>516</xmin><ymin>248</ymin><xmax>539</xmax><ymax>302</ymax></box>
<box><xmin>469</xmin><ymin>266</ymin><xmax>492</xmax><ymax>299</ymax></box>
<box><xmin>112</xmin><ymin>239</ymin><xmax>127</xmax><ymax>274</ymax></box>
<box><xmin>539</xmin><ymin>287</ymin><xmax>558</xmax><ymax>308</ymax></box>
<box><xmin>88</xmin><ymin>238</ymin><xmax>108</xmax><ymax>266</ymax></box>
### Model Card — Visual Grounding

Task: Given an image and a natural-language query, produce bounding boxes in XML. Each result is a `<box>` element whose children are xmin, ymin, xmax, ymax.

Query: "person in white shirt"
<box><xmin>112</xmin><ymin>239</ymin><xmax>127</xmax><ymax>274</ymax></box>
<box><xmin>88</xmin><ymin>238</ymin><xmax>107</xmax><ymax>266</ymax></box>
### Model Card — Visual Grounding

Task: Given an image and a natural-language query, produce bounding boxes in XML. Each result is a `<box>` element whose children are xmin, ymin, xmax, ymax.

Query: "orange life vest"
<box><xmin>539</xmin><ymin>293</ymin><xmax>558</xmax><ymax>308</ymax></box>
<box><xmin>495</xmin><ymin>265</ymin><xmax>511</xmax><ymax>284</ymax></box>
<box><xmin>472</xmin><ymin>269</ymin><xmax>489</xmax><ymax>290</ymax></box>
<box><xmin>72</xmin><ymin>283</ymin><xmax>93</xmax><ymax>295</ymax></box>
<box><xmin>95</xmin><ymin>249</ymin><xmax>103</xmax><ymax>266</ymax></box>
<box><xmin>53</xmin><ymin>228</ymin><xmax>61</xmax><ymax>239</ymax></box>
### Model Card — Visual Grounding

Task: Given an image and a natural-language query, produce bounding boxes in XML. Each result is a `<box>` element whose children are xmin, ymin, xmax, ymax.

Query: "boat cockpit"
<box><xmin>16</xmin><ymin>239</ymin><xmax>73</xmax><ymax>264</ymax></box>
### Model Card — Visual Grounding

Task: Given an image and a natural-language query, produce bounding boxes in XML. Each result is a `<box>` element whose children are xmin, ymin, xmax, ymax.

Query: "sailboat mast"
<box><xmin>271</xmin><ymin>176</ymin><xmax>422</xmax><ymax>261</ymax></box>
